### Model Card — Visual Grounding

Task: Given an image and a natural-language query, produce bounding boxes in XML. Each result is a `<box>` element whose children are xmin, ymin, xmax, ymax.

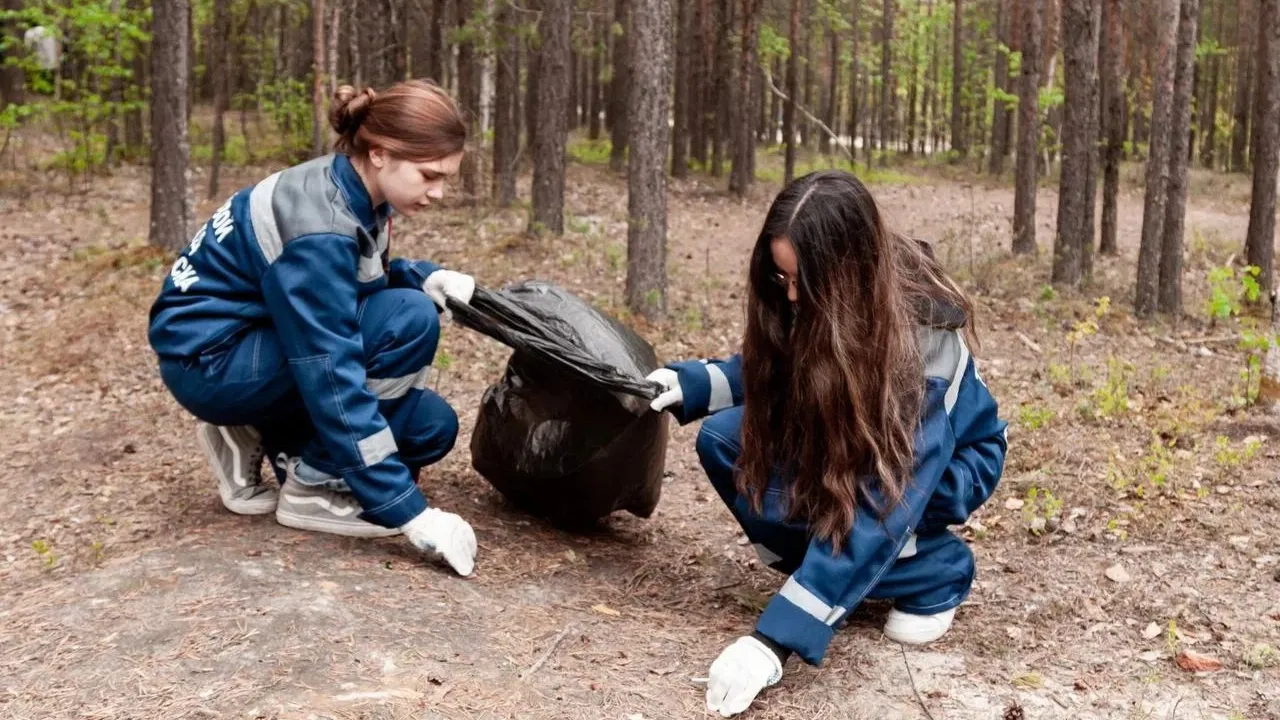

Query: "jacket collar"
<box><xmin>332</xmin><ymin>153</ymin><xmax>391</xmax><ymax>231</ymax></box>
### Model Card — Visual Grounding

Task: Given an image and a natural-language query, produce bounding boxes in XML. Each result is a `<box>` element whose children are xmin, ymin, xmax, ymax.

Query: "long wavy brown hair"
<box><xmin>738</xmin><ymin>170</ymin><xmax>974</xmax><ymax>549</ymax></box>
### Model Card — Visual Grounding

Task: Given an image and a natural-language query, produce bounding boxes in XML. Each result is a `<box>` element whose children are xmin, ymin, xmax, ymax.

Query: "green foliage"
<box><xmin>31</xmin><ymin>538</ymin><xmax>57</xmax><ymax>569</ymax></box>
<box><xmin>1213</xmin><ymin>435</ymin><xmax>1262</xmax><ymax>470</ymax></box>
<box><xmin>1090</xmin><ymin>356</ymin><xmax>1134</xmax><ymax>418</ymax></box>
<box><xmin>1017</xmin><ymin>404</ymin><xmax>1054</xmax><ymax>430</ymax></box>
<box><xmin>1206</xmin><ymin>264</ymin><xmax>1261</xmax><ymax>320</ymax></box>
<box><xmin>1022</xmin><ymin>486</ymin><xmax>1062</xmax><ymax>535</ymax></box>
<box><xmin>1</xmin><ymin>0</ymin><xmax>150</xmax><ymax>178</ymax></box>
<box><xmin>568</xmin><ymin>137</ymin><xmax>613</xmax><ymax>166</ymax></box>
<box><xmin>256</xmin><ymin>78</ymin><xmax>314</xmax><ymax>160</ymax></box>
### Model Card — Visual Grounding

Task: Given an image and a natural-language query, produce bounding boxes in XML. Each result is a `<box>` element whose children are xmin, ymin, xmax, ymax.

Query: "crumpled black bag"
<box><xmin>447</xmin><ymin>281</ymin><xmax>669</xmax><ymax>525</ymax></box>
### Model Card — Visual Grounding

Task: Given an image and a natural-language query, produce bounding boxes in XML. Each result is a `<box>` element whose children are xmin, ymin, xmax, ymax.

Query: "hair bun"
<box><xmin>330</xmin><ymin>85</ymin><xmax>377</xmax><ymax>136</ymax></box>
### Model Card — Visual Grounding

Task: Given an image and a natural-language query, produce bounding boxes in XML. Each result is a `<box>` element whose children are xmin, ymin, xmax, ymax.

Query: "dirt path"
<box><xmin>1</xmin><ymin>161</ymin><xmax>1277</xmax><ymax>719</ymax></box>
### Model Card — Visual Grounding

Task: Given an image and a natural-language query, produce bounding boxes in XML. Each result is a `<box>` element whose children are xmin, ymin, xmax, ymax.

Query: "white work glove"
<box><xmin>705</xmin><ymin>636</ymin><xmax>784</xmax><ymax>717</ymax></box>
<box><xmin>423</xmin><ymin>270</ymin><xmax>476</xmax><ymax>318</ymax></box>
<box><xmin>645</xmin><ymin>368</ymin><xmax>683</xmax><ymax>413</ymax></box>
<box><xmin>400</xmin><ymin>507</ymin><xmax>477</xmax><ymax>577</ymax></box>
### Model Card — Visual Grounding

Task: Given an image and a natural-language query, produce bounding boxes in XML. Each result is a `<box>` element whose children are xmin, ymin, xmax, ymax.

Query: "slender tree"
<box><xmin>990</xmin><ymin>0</ymin><xmax>1011</xmax><ymax>173</ymax></box>
<box><xmin>729</xmin><ymin>0</ymin><xmax>762</xmax><ymax>195</ymax></box>
<box><xmin>1134</xmin><ymin>0</ymin><xmax>1181</xmax><ymax>316</ymax></box>
<box><xmin>627</xmin><ymin>0</ymin><xmax>672</xmax><ymax>319</ymax></box>
<box><xmin>1013</xmin><ymin>0</ymin><xmax>1043</xmax><ymax>254</ymax></box>
<box><xmin>150</xmin><ymin>0</ymin><xmax>192</xmax><ymax>251</ymax></box>
<box><xmin>1246</xmin><ymin>0</ymin><xmax>1280</xmax><ymax>294</ymax></box>
<box><xmin>209</xmin><ymin>0</ymin><xmax>231</xmax><ymax>198</ymax></box>
<box><xmin>610</xmin><ymin>0</ymin><xmax>630</xmax><ymax>172</ymax></box>
<box><xmin>1052</xmin><ymin>0</ymin><xmax>1101</xmax><ymax>285</ymax></box>
<box><xmin>1232</xmin><ymin>0</ymin><xmax>1256</xmax><ymax>171</ymax></box>
<box><xmin>1158</xmin><ymin>0</ymin><xmax>1201</xmax><ymax>313</ymax></box>
<box><xmin>530</xmin><ymin>0</ymin><xmax>570</xmax><ymax>235</ymax></box>
<box><xmin>785</xmin><ymin>0</ymin><xmax>802</xmax><ymax>184</ymax></box>
<box><xmin>672</xmin><ymin>0</ymin><xmax>690</xmax><ymax>177</ymax></box>
<box><xmin>1099</xmin><ymin>0</ymin><xmax>1124</xmax><ymax>255</ymax></box>
<box><xmin>493</xmin><ymin>1</ymin><xmax>519</xmax><ymax>208</ymax></box>
<box><xmin>952</xmin><ymin>0</ymin><xmax>967</xmax><ymax>155</ymax></box>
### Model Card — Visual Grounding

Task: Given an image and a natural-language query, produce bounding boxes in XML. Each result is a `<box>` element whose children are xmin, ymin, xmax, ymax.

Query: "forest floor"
<box><xmin>1</xmin><ymin>142</ymin><xmax>1278</xmax><ymax>720</ymax></box>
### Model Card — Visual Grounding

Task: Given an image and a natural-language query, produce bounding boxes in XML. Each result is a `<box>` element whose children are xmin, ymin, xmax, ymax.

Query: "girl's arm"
<box><xmin>386</xmin><ymin>257</ymin><xmax>443</xmax><ymax>289</ymax></box>
<box><xmin>660</xmin><ymin>355</ymin><xmax>745</xmax><ymax>424</ymax></box>
<box><xmin>262</xmin><ymin>234</ymin><xmax>427</xmax><ymax>528</ymax></box>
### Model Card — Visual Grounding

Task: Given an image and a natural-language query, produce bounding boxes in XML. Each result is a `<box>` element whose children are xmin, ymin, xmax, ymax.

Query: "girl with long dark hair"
<box><xmin>647</xmin><ymin>170</ymin><xmax>1008</xmax><ymax>716</ymax></box>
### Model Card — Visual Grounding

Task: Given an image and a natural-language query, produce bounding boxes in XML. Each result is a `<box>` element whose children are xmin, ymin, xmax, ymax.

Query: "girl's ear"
<box><xmin>369</xmin><ymin>147</ymin><xmax>387</xmax><ymax>169</ymax></box>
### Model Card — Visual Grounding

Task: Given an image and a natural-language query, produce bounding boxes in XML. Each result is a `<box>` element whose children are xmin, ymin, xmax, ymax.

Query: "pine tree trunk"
<box><xmin>527</xmin><ymin>16</ymin><xmax>541</xmax><ymax>156</ymax></box>
<box><xmin>881</xmin><ymin>0</ymin><xmax>895</xmax><ymax>160</ymax></box>
<box><xmin>1013</xmin><ymin>0</ymin><xmax>1042</xmax><ymax>254</ymax></box>
<box><xmin>628</xmin><ymin>0</ymin><xmax>671</xmax><ymax>319</ymax></box>
<box><xmin>1246</xmin><ymin>0</ymin><xmax>1280</xmax><ymax>295</ymax></box>
<box><xmin>329</xmin><ymin>2</ymin><xmax>339</xmax><ymax>96</ymax></box>
<box><xmin>1159</xmin><ymin>0</ymin><xmax>1201</xmax><ymax>314</ymax></box>
<box><xmin>672</xmin><ymin>0</ymin><xmax>690</xmax><ymax>176</ymax></box>
<box><xmin>493</xmin><ymin>1</ymin><xmax>519</xmax><ymax>207</ymax></box>
<box><xmin>149</xmin><ymin>0</ymin><xmax>192</xmax><ymax>251</ymax></box>
<box><xmin>426</xmin><ymin>0</ymin><xmax>444</xmax><ymax>82</ymax></box>
<box><xmin>785</xmin><ymin>0</ymin><xmax>802</xmax><ymax>184</ymax></box>
<box><xmin>710</xmin><ymin>0</ymin><xmax>732</xmax><ymax>176</ymax></box>
<box><xmin>569</xmin><ymin>48</ymin><xmax>580</xmax><ymax>130</ymax></box>
<box><xmin>690</xmin><ymin>0</ymin><xmax>710</xmax><ymax>165</ymax></box>
<box><xmin>124</xmin><ymin>0</ymin><xmax>147</xmax><ymax>150</ymax></box>
<box><xmin>610</xmin><ymin>0</ymin><xmax>630</xmax><ymax>172</ymax></box>
<box><xmin>990</xmin><ymin>0</ymin><xmax>1011</xmax><ymax>173</ymax></box>
<box><xmin>1099</xmin><ymin>0</ymin><xmax>1124</xmax><ymax>256</ymax></box>
<box><xmin>350</xmin><ymin>0</ymin><xmax>363</xmax><ymax>87</ymax></box>
<box><xmin>906</xmin><ymin>5</ymin><xmax>920</xmax><ymax>156</ymax></box>
<box><xmin>769</xmin><ymin>58</ymin><xmax>782</xmax><ymax>145</ymax></box>
<box><xmin>530</xmin><ymin>0</ymin><xmax>569</xmax><ymax>235</ymax></box>
<box><xmin>457</xmin><ymin>0</ymin><xmax>480</xmax><ymax>200</ymax></box>
<box><xmin>1232</xmin><ymin>0</ymin><xmax>1256</xmax><ymax>171</ymax></box>
<box><xmin>951</xmin><ymin>0</ymin><xmax>967</xmax><ymax>155</ymax></box>
<box><xmin>729</xmin><ymin>0</ymin><xmax>761</xmax><ymax>196</ymax></box>
<box><xmin>801</xmin><ymin>0</ymin><xmax>813</xmax><ymax>148</ymax></box>
<box><xmin>1135</xmin><ymin>0</ymin><xmax>1181</xmax><ymax>316</ymax></box>
<box><xmin>821</xmin><ymin>29</ymin><xmax>839</xmax><ymax>155</ymax></box>
<box><xmin>0</xmin><ymin>0</ymin><xmax>23</xmax><ymax>109</ymax></box>
<box><xmin>589</xmin><ymin>14</ymin><xmax>604</xmax><ymax>140</ymax></box>
<box><xmin>848</xmin><ymin>0</ymin><xmax>861</xmax><ymax>157</ymax></box>
<box><xmin>210</xmin><ymin>0</ymin><xmax>231</xmax><ymax>198</ymax></box>
<box><xmin>925</xmin><ymin>0</ymin><xmax>938</xmax><ymax>153</ymax></box>
<box><xmin>312</xmin><ymin>0</ymin><xmax>327</xmax><ymax>157</ymax></box>
<box><xmin>1201</xmin><ymin>0</ymin><xmax>1226</xmax><ymax>167</ymax></box>
<box><xmin>1052</xmin><ymin>0</ymin><xmax>1100</xmax><ymax>285</ymax></box>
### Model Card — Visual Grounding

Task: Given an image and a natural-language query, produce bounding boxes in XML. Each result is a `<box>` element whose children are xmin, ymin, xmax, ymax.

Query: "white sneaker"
<box><xmin>274</xmin><ymin>459</ymin><xmax>400</xmax><ymax>539</ymax></box>
<box><xmin>883</xmin><ymin>607</ymin><xmax>957</xmax><ymax>645</ymax></box>
<box><xmin>195</xmin><ymin>422</ymin><xmax>278</xmax><ymax>515</ymax></box>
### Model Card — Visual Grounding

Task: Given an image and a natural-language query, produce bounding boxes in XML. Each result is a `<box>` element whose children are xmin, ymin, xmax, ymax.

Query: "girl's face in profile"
<box><xmin>368</xmin><ymin>149</ymin><xmax>464</xmax><ymax>216</ymax></box>
<box><xmin>770</xmin><ymin>236</ymin><xmax>800</xmax><ymax>304</ymax></box>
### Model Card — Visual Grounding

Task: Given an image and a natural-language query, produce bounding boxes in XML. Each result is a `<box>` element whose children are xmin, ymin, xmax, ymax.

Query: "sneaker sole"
<box><xmin>275</xmin><ymin>508</ymin><xmax>402</xmax><ymax>539</ymax></box>
<box><xmin>197</xmin><ymin>423</ymin><xmax>277</xmax><ymax>516</ymax></box>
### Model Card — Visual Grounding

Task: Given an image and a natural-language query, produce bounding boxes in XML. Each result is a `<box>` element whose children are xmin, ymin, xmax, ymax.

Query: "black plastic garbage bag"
<box><xmin>447</xmin><ymin>282</ymin><xmax>669</xmax><ymax>525</ymax></box>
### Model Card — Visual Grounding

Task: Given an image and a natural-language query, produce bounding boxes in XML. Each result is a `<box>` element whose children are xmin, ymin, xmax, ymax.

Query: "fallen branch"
<box><xmin>900</xmin><ymin>646</ymin><xmax>936</xmax><ymax>720</ymax></box>
<box><xmin>521</xmin><ymin>624</ymin><xmax>574</xmax><ymax>681</ymax></box>
<box><xmin>1015</xmin><ymin>331</ymin><xmax>1043</xmax><ymax>354</ymax></box>
<box><xmin>758</xmin><ymin>65</ymin><xmax>854</xmax><ymax>164</ymax></box>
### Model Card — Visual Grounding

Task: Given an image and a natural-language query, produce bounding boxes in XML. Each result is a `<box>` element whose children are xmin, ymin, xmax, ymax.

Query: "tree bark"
<box><xmin>672</xmin><ymin>0</ymin><xmax>690</xmax><ymax>176</ymax></box>
<box><xmin>312</xmin><ymin>0</ymin><xmax>327</xmax><ymax>157</ymax></box>
<box><xmin>1158</xmin><ymin>0</ymin><xmax>1201</xmax><ymax>314</ymax></box>
<box><xmin>627</xmin><ymin>0</ymin><xmax>671</xmax><ymax>319</ymax></box>
<box><xmin>1201</xmin><ymin>0</ymin><xmax>1226</xmax><ymax>167</ymax></box>
<box><xmin>493</xmin><ymin>1</ymin><xmax>519</xmax><ymax>207</ymax></box>
<box><xmin>951</xmin><ymin>0</ymin><xmax>967</xmax><ymax>155</ymax></box>
<box><xmin>990</xmin><ymin>0</ymin><xmax>1011</xmax><ymax>173</ymax></box>
<box><xmin>530</xmin><ymin>0</ymin><xmax>570</xmax><ymax>235</ymax></box>
<box><xmin>1099</xmin><ymin>0</ymin><xmax>1124</xmax><ymax>256</ymax></box>
<box><xmin>1232</xmin><ymin>0</ymin><xmax>1256</xmax><ymax>171</ymax></box>
<box><xmin>124</xmin><ymin>0</ymin><xmax>147</xmax><ymax>150</ymax></box>
<box><xmin>149</xmin><ymin>0</ymin><xmax>192</xmax><ymax>251</ymax></box>
<box><xmin>1013</xmin><ymin>0</ymin><xmax>1042</xmax><ymax>254</ymax></box>
<box><xmin>1052</xmin><ymin>0</ymin><xmax>1100</xmax><ymax>285</ymax></box>
<box><xmin>690</xmin><ymin>0</ymin><xmax>710</xmax><ymax>165</ymax></box>
<box><xmin>426</xmin><ymin>0</ymin><xmax>444</xmax><ymax>82</ymax></box>
<box><xmin>329</xmin><ymin>1</ymin><xmax>339</xmax><ymax>97</ymax></box>
<box><xmin>1134</xmin><ymin>0</ymin><xmax>1181</xmax><ymax>316</ymax></box>
<box><xmin>925</xmin><ymin>0</ymin><xmax>938</xmax><ymax>153</ymax></box>
<box><xmin>457</xmin><ymin>0</ymin><xmax>480</xmax><ymax>200</ymax></box>
<box><xmin>589</xmin><ymin>13</ymin><xmax>604</xmax><ymax>140</ymax></box>
<box><xmin>0</xmin><ymin>0</ymin><xmax>23</xmax><ymax>109</ymax></box>
<box><xmin>527</xmin><ymin>6</ymin><xmax>541</xmax><ymax>156</ymax></box>
<box><xmin>1246</xmin><ymin>0</ymin><xmax>1280</xmax><ymax>295</ymax></box>
<box><xmin>729</xmin><ymin>0</ymin><xmax>761</xmax><ymax>196</ymax></box>
<box><xmin>821</xmin><ymin>28</ymin><xmax>840</xmax><ymax>155</ymax></box>
<box><xmin>710</xmin><ymin>0</ymin><xmax>732</xmax><ymax>176</ymax></box>
<box><xmin>906</xmin><ymin>4</ymin><xmax>921</xmax><ymax>155</ymax></box>
<box><xmin>785</xmin><ymin>0</ymin><xmax>802</xmax><ymax>184</ymax></box>
<box><xmin>848</xmin><ymin>0</ymin><xmax>861</xmax><ymax>157</ymax></box>
<box><xmin>210</xmin><ymin>0</ymin><xmax>231</xmax><ymax>198</ymax></box>
<box><xmin>881</xmin><ymin>0</ymin><xmax>895</xmax><ymax>160</ymax></box>
<box><xmin>610</xmin><ymin>0</ymin><xmax>630</xmax><ymax>172</ymax></box>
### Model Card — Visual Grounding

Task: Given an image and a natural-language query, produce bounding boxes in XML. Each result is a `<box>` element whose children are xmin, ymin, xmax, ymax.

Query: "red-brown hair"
<box><xmin>329</xmin><ymin>80</ymin><xmax>467</xmax><ymax>161</ymax></box>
